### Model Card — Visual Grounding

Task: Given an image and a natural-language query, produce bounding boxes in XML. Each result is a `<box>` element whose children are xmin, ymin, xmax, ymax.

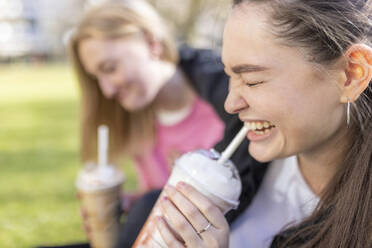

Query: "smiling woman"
<box><xmin>68</xmin><ymin>0</ymin><xmax>225</xmax><ymax>245</ymax></box>
<box><xmin>222</xmin><ymin>4</ymin><xmax>348</xmax><ymax>165</ymax></box>
<box><xmin>150</xmin><ymin>0</ymin><xmax>372</xmax><ymax>248</ymax></box>
<box><xmin>78</xmin><ymin>37</ymin><xmax>166</xmax><ymax>111</ymax></box>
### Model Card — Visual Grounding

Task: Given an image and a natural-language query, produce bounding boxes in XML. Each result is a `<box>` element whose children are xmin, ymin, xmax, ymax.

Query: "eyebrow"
<box><xmin>231</xmin><ymin>64</ymin><xmax>269</xmax><ymax>74</ymax></box>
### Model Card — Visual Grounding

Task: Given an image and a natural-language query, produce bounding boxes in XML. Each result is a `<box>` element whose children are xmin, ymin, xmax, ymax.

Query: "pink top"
<box><xmin>134</xmin><ymin>97</ymin><xmax>224</xmax><ymax>191</ymax></box>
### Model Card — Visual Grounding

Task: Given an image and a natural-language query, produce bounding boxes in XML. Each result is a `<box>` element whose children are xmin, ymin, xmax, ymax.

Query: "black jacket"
<box><xmin>179</xmin><ymin>45</ymin><xmax>269</xmax><ymax>224</ymax></box>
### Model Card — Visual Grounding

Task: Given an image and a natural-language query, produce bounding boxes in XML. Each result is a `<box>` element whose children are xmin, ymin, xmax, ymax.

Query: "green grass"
<box><xmin>0</xmin><ymin>64</ymin><xmax>136</xmax><ymax>248</ymax></box>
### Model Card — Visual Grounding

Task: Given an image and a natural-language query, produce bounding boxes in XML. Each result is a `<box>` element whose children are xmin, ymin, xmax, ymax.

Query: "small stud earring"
<box><xmin>347</xmin><ymin>98</ymin><xmax>351</xmax><ymax>128</ymax></box>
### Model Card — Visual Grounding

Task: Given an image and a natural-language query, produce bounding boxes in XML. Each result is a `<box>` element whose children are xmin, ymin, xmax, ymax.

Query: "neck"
<box><xmin>153</xmin><ymin>63</ymin><xmax>195</xmax><ymax>112</ymax></box>
<box><xmin>297</xmin><ymin>127</ymin><xmax>351</xmax><ymax>196</ymax></box>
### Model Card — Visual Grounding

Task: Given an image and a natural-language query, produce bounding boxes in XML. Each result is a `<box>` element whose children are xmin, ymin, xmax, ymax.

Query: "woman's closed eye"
<box><xmin>245</xmin><ymin>81</ymin><xmax>264</xmax><ymax>87</ymax></box>
<box><xmin>99</xmin><ymin>61</ymin><xmax>117</xmax><ymax>74</ymax></box>
<box><xmin>101</xmin><ymin>64</ymin><xmax>116</xmax><ymax>74</ymax></box>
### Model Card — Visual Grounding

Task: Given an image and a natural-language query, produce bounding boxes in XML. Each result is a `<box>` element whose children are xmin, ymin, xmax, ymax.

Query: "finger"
<box><xmin>80</xmin><ymin>208</ymin><xmax>89</xmax><ymax>219</ymax></box>
<box><xmin>155</xmin><ymin>216</ymin><xmax>185</xmax><ymax>248</ymax></box>
<box><xmin>176</xmin><ymin>182</ymin><xmax>228</xmax><ymax>229</ymax></box>
<box><xmin>82</xmin><ymin>221</ymin><xmax>92</xmax><ymax>241</ymax></box>
<box><xmin>164</xmin><ymin>185</ymin><xmax>210</xmax><ymax>234</ymax></box>
<box><xmin>160</xmin><ymin>196</ymin><xmax>202</xmax><ymax>247</ymax></box>
<box><xmin>84</xmin><ymin>223</ymin><xmax>91</xmax><ymax>234</ymax></box>
<box><xmin>81</xmin><ymin>209</ymin><xmax>87</xmax><ymax>218</ymax></box>
<box><xmin>121</xmin><ymin>195</ymin><xmax>130</xmax><ymax>214</ymax></box>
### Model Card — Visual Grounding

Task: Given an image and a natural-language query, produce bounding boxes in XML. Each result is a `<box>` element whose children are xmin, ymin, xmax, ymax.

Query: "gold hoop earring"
<box><xmin>347</xmin><ymin>98</ymin><xmax>351</xmax><ymax>128</ymax></box>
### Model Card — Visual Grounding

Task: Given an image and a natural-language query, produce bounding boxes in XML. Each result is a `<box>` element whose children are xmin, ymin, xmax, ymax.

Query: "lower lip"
<box><xmin>247</xmin><ymin>128</ymin><xmax>276</xmax><ymax>142</ymax></box>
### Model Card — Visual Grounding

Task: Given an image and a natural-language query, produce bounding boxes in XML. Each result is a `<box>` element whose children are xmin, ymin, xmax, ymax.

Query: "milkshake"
<box><xmin>76</xmin><ymin>125</ymin><xmax>125</xmax><ymax>248</ymax></box>
<box><xmin>133</xmin><ymin>126</ymin><xmax>249</xmax><ymax>247</ymax></box>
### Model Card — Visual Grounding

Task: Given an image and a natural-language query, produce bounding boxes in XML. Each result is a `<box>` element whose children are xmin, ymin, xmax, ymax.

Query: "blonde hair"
<box><xmin>69</xmin><ymin>0</ymin><xmax>179</xmax><ymax>163</ymax></box>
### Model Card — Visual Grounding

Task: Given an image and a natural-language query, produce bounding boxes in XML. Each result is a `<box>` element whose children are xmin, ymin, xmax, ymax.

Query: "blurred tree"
<box><xmin>149</xmin><ymin>0</ymin><xmax>231</xmax><ymax>47</ymax></box>
<box><xmin>0</xmin><ymin>0</ymin><xmax>230</xmax><ymax>61</ymax></box>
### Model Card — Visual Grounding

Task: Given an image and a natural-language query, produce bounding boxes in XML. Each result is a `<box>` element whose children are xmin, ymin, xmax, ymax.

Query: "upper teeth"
<box><xmin>245</xmin><ymin>121</ymin><xmax>274</xmax><ymax>131</ymax></box>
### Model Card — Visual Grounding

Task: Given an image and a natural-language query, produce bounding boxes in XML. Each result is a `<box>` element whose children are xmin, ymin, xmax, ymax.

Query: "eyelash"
<box><xmin>102</xmin><ymin>66</ymin><xmax>116</xmax><ymax>74</ymax></box>
<box><xmin>245</xmin><ymin>81</ymin><xmax>264</xmax><ymax>87</ymax></box>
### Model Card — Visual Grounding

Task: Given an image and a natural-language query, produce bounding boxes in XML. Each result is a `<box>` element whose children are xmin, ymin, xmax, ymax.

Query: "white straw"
<box><xmin>217</xmin><ymin>125</ymin><xmax>250</xmax><ymax>164</ymax></box>
<box><xmin>98</xmin><ymin>125</ymin><xmax>109</xmax><ymax>167</ymax></box>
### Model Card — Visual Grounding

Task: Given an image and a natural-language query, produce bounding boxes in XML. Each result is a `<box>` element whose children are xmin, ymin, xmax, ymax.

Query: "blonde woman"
<box><xmin>68</xmin><ymin>0</ymin><xmax>226</xmax><ymax>241</ymax></box>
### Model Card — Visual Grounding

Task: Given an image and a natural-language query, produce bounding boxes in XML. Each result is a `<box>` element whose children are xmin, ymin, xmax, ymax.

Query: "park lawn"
<box><xmin>0</xmin><ymin>63</ymin><xmax>136</xmax><ymax>248</ymax></box>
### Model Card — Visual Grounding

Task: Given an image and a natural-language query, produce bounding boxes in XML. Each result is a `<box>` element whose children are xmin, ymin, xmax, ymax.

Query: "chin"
<box><xmin>248</xmin><ymin>145</ymin><xmax>276</xmax><ymax>163</ymax></box>
<box><xmin>120</xmin><ymin>100</ymin><xmax>149</xmax><ymax>112</ymax></box>
<box><xmin>124</xmin><ymin>105</ymin><xmax>146</xmax><ymax>112</ymax></box>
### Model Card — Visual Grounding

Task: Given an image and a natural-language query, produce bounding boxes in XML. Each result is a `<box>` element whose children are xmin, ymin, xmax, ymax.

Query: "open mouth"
<box><xmin>244</xmin><ymin>121</ymin><xmax>276</xmax><ymax>135</ymax></box>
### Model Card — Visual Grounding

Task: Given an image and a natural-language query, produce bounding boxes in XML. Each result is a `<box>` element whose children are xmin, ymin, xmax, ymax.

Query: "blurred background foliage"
<box><xmin>0</xmin><ymin>0</ymin><xmax>230</xmax><ymax>247</ymax></box>
<box><xmin>0</xmin><ymin>0</ymin><xmax>230</xmax><ymax>61</ymax></box>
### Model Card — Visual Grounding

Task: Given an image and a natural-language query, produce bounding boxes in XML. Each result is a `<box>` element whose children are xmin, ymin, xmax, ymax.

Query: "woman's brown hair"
<box><xmin>233</xmin><ymin>0</ymin><xmax>372</xmax><ymax>247</ymax></box>
<box><xmin>69</xmin><ymin>0</ymin><xmax>178</xmax><ymax>163</ymax></box>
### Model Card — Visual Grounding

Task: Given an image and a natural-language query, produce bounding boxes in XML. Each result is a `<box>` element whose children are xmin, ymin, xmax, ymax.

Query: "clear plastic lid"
<box><xmin>76</xmin><ymin>162</ymin><xmax>125</xmax><ymax>192</ymax></box>
<box><xmin>174</xmin><ymin>149</ymin><xmax>242</xmax><ymax>208</ymax></box>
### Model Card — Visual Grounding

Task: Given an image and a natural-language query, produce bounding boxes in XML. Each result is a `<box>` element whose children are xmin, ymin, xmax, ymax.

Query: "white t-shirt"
<box><xmin>229</xmin><ymin>156</ymin><xmax>319</xmax><ymax>248</ymax></box>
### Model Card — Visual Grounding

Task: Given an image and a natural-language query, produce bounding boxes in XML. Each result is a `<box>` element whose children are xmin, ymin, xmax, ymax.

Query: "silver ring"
<box><xmin>197</xmin><ymin>222</ymin><xmax>212</xmax><ymax>235</ymax></box>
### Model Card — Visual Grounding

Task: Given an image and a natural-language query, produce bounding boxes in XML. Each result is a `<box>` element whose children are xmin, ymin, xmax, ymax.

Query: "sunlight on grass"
<box><xmin>0</xmin><ymin>64</ymin><xmax>78</xmax><ymax>103</ymax></box>
<box><xmin>0</xmin><ymin>63</ymin><xmax>136</xmax><ymax>248</ymax></box>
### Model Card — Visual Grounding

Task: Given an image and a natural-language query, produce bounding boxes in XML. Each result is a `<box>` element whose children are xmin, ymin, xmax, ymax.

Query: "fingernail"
<box><xmin>154</xmin><ymin>215</ymin><xmax>162</xmax><ymax>222</ymax></box>
<box><xmin>177</xmin><ymin>182</ymin><xmax>185</xmax><ymax>189</ymax></box>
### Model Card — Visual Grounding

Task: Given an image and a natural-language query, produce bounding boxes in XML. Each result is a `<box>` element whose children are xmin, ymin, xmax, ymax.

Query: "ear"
<box><xmin>143</xmin><ymin>32</ymin><xmax>163</xmax><ymax>60</ymax></box>
<box><xmin>339</xmin><ymin>44</ymin><xmax>372</xmax><ymax>103</ymax></box>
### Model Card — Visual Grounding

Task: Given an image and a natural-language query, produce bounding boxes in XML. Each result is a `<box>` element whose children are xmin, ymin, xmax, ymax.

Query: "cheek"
<box><xmin>245</xmin><ymin>86</ymin><xmax>293</xmax><ymax>122</ymax></box>
<box><xmin>276</xmin><ymin>88</ymin><xmax>343</xmax><ymax>152</ymax></box>
<box><xmin>123</xmin><ymin>66</ymin><xmax>146</xmax><ymax>93</ymax></box>
<box><xmin>136</xmin><ymin>74</ymin><xmax>152</xmax><ymax>98</ymax></box>
<box><xmin>137</xmin><ymin>67</ymin><xmax>159</xmax><ymax>99</ymax></box>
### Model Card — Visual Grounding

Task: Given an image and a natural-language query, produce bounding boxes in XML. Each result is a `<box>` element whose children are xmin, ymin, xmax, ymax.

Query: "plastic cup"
<box><xmin>76</xmin><ymin>163</ymin><xmax>125</xmax><ymax>248</ymax></box>
<box><xmin>133</xmin><ymin>149</ymin><xmax>242</xmax><ymax>247</ymax></box>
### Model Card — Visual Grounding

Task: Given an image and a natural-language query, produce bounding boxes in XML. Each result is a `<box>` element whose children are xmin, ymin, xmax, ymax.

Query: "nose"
<box><xmin>97</xmin><ymin>77</ymin><xmax>118</xmax><ymax>99</ymax></box>
<box><xmin>224</xmin><ymin>86</ymin><xmax>248</xmax><ymax>114</ymax></box>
